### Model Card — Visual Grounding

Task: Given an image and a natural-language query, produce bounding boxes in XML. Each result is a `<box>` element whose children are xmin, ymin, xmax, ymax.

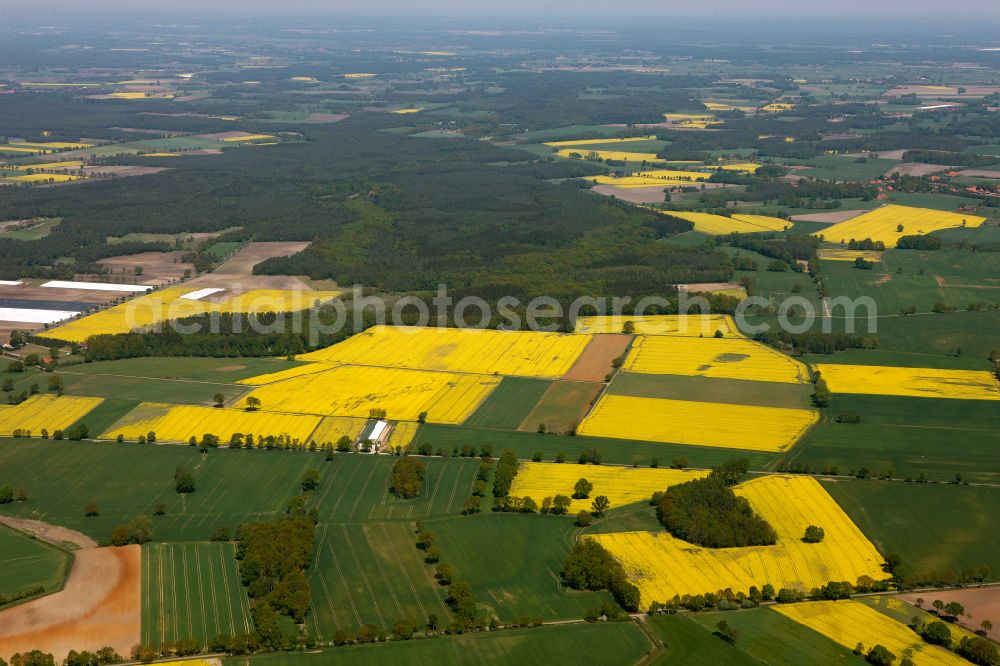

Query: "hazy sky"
<box><xmin>5</xmin><ymin>0</ymin><xmax>1000</xmax><ymax>19</ymax></box>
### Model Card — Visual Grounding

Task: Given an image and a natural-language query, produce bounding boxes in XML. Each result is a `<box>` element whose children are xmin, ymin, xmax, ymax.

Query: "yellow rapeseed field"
<box><xmin>573</xmin><ymin>314</ymin><xmax>740</xmax><ymax>337</ymax></box>
<box><xmin>715</xmin><ymin>163</ymin><xmax>762</xmax><ymax>172</ymax></box>
<box><xmin>815</xmin><ymin>205</ymin><xmax>986</xmax><ymax>247</ymax></box>
<box><xmin>8</xmin><ymin>141</ymin><xmax>93</xmax><ymax>149</ymax></box>
<box><xmin>10</xmin><ymin>160</ymin><xmax>83</xmax><ymax>170</ymax></box>
<box><xmin>577</xmin><ymin>395</ymin><xmax>817</xmax><ymax>451</ymax></box>
<box><xmin>773</xmin><ymin>601</ymin><xmax>968</xmax><ymax>666</ymax></box>
<box><xmin>0</xmin><ymin>395</ymin><xmax>103</xmax><ymax>436</ymax></box>
<box><xmin>42</xmin><ymin>287</ymin><xmax>342</xmax><ymax>343</ymax></box>
<box><xmin>592</xmin><ymin>475</ymin><xmax>888</xmax><ymax>608</ymax></box>
<box><xmin>221</xmin><ymin>134</ymin><xmax>274</xmax><ymax>142</ymax></box>
<box><xmin>663</xmin><ymin>211</ymin><xmax>791</xmax><ymax>235</ymax></box>
<box><xmin>299</xmin><ymin>326</ymin><xmax>590</xmax><ymax>378</ymax></box>
<box><xmin>309</xmin><ymin>415</ymin><xmax>370</xmax><ymax>444</ymax></box>
<box><xmin>543</xmin><ymin>136</ymin><xmax>658</xmax><ymax>147</ymax></box>
<box><xmin>557</xmin><ymin>149</ymin><xmax>664</xmax><ymax>162</ymax></box>
<box><xmin>761</xmin><ymin>102</ymin><xmax>797</xmax><ymax>112</ymax></box>
<box><xmin>100</xmin><ymin>403</ymin><xmax>321</xmax><ymax>443</ymax></box>
<box><xmin>243</xmin><ymin>365</ymin><xmax>500</xmax><ymax>423</ymax></box>
<box><xmin>237</xmin><ymin>362</ymin><xmax>337</xmax><ymax>386</ymax></box>
<box><xmin>391</xmin><ymin>108</ymin><xmax>424</xmax><ymax>114</ymax></box>
<box><xmin>623</xmin><ymin>335</ymin><xmax>810</xmax><ymax>384</ymax></box>
<box><xmin>816</xmin><ymin>248</ymin><xmax>883</xmax><ymax>262</ymax></box>
<box><xmin>3</xmin><ymin>173</ymin><xmax>81</xmax><ymax>182</ymax></box>
<box><xmin>388</xmin><ymin>421</ymin><xmax>420</xmax><ymax>450</ymax></box>
<box><xmin>510</xmin><ymin>462</ymin><xmax>707</xmax><ymax>513</ymax></box>
<box><xmin>815</xmin><ymin>364</ymin><xmax>1000</xmax><ymax>401</ymax></box>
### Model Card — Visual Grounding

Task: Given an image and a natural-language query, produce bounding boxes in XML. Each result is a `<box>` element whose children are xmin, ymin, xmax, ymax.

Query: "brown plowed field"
<box><xmin>0</xmin><ymin>545</ymin><xmax>141</xmax><ymax>662</ymax></box>
<box><xmin>899</xmin><ymin>588</ymin><xmax>1000</xmax><ymax>641</ymax></box>
<box><xmin>563</xmin><ymin>334</ymin><xmax>633</xmax><ymax>382</ymax></box>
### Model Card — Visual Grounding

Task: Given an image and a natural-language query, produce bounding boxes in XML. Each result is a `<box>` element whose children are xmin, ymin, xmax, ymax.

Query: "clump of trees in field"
<box><xmin>562</xmin><ymin>539</ymin><xmax>641</xmax><ymax>612</ymax></box>
<box><xmin>236</xmin><ymin>516</ymin><xmax>315</xmax><ymax>646</ymax></box>
<box><xmin>654</xmin><ymin>459</ymin><xmax>777</xmax><ymax>548</ymax></box>
<box><xmin>389</xmin><ymin>456</ymin><xmax>426</xmax><ymax>499</ymax></box>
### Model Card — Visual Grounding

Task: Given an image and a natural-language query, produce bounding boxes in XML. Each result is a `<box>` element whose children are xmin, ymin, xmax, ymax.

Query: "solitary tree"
<box><xmin>301</xmin><ymin>469</ymin><xmax>320</xmax><ymax>492</ymax></box>
<box><xmin>573</xmin><ymin>478</ymin><xmax>593</xmax><ymax>499</ymax></box>
<box><xmin>213</xmin><ymin>393</ymin><xmax>225</xmax><ymax>408</ymax></box>
<box><xmin>84</xmin><ymin>501</ymin><xmax>99</xmax><ymax>517</ymax></box>
<box><xmin>591</xmin><ymin>495</ymin><xmax>610</xmax><ymax>517</ymax></box>
<box><xmin>803</xmin><ymin>525</ymin><xmax>825</xmax><ymax>543</ymax></box>
<box><xmin>244</xmin><ymin>396</ymin><xmax>261</xmax><ymax>411</ymax></box>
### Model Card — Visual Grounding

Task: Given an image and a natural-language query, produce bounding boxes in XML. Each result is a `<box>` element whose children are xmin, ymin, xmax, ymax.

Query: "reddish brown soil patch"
<box><xmin>791</xmin><ymin>210</ymin><xmax>867</xmax><ymax>224</ymax></box>
<box><xmin>899</xmin><ymin>588</ymin><xmax>1000</xmax><ymax>641</ymax></box>
<box><xmin>78</xmin><ymin>166</ymin><xmax>168</xmax><ymax>178</ymax></box>
<box><xmin>306</xmin><ymin>113</ymin><xmax>349</xmax><ymax>123</ymax></box>
<box><xmin>591</xmin><ymin>185</ymin><xmax>669</xmax><ymax>204</ymax></box>
<box><xmin>0</xmin><ymin>545</ymin><xmax>141</xmax><ymax>662</ymax></box>
<box><xmin>875</xmin><ymin>273</ymin><xmax>893</xmax><ymax>285</ymax></box>
<box><xmin>215</xmin><ymin>364</ymin><xmax>247</xmax><ymax>372</ymax></box>
<box><xmin>518</xmin><ymin>381</ymin><xmax>604</xmax><ymax>434</ymax></box>
<box><xmin>563</xmin><ymin>334</ymin><xmax>633</xmax><ymax>382</ymax></box>
<box><xmin>97</xmin><ymin>251</ymin><xmax>195</xmax><ymax>285</ymax></box>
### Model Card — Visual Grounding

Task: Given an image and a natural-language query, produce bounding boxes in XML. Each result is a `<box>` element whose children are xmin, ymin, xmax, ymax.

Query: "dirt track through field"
<box><xmin>0</xmin><ymin>544</ymin><xmax>141</xmax><ymax>661</ymax></box>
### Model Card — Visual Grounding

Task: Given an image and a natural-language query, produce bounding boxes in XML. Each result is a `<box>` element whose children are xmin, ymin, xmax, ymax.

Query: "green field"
<box><xmin>227</xmin><ymin>621</ymin><xmax>650</xmax><ymax>666</ymax></box>
<box><xmin>308</xmin><ymin>455</ymin><xmax>478</xmax><ymax>522</ymax></box>
<box><xmin>142</xmin><ymin>541</ymin><xmax>253</xmax><ymax>645</ymax></box>
<box><xmin>519</xmin><ymin>381</ymin><xmax>602</xmax><ymax>435</ymax></box>
<box><xmin>414</xmin><ymin>424</ymin><xmax>777</xmax><ymax>469</ymax></box>
<box><xmin>0</xmin><ymin>218</ymin><xmax>61</xmax><ymax>240</ymax></box>
<box><xmin>432</xmin><ymin>513</ymin><xmax>612</xmax><ymax>622</ymax></box>
<box><xmin>309</xmin><ymin>521</ymin><xmax>451</xmax><ymax>638</ymax></box>
<box><xmin>464</xmin><ymin>377</ymin><xmax>552</xmax><ymax>429</ymax></box>
<box><xmin>0</xmin><ymin>524</ymin><xmax>72</xmax><ymax>603</ymax></box>
<box><xmin>783</xmin><ymin>394</ymin><xmax>1000</xmax><ymax>482</ymax></box>
<box><xmin>825</xmin><ymin>479</ymin><xmax>1000</xmax><ymax>578</ymax></box>
<box><xmin>645</xmin><ymin>614</ymin><xmax>757</xmax><ymax>665</ymax></box>
<box><xmin>821</xmin><ymin>248</ymin><xmax>1000</xmax><ymax>314</ymax></box>
<box><xmin>687</xmin><ymin>608</ymin><xmax>863</xmax><ymax>665</ymax></box>
<box><xmin>802</xmin><ymin>348</ymin><xmax>992</xmax><ymax>370</ymax></box>
<box><xmin>794</xmin><ymin>155</ymin><xmax>899</xmax><ymax>182</ymax></box>
<box><xmin>609</xmin><ymin>373</ymin><xmax>812</xmax><ymax>410</ymax></box>
<box><xmin>0</xmin><ymin>440</ymin><xmax>328</xmax><ymax>541</ymax></box>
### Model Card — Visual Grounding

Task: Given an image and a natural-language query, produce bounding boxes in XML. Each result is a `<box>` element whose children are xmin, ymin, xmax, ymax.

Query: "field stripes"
<box><xmin>141</xmin><ymin>542</ymin><xmax>252</xmax><ymax>645</ymax></box>
<box><xmin>309</xmin><ymin>455</ymin><xmax>479</xmax><ymax>521</ymax></box>
<box><xmin>308</xmin><ymin>521</ymin><xmax>450</xmax><ymax>637</ymax></box>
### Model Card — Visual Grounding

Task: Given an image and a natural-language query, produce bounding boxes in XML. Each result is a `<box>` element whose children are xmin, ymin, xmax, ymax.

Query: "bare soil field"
<box><xmin>591</xmin><ymin>184</ymin><xmax>667</xmax><ymax>203</ymax></box>
<box><xmin>791</xmin><ymin>209</ymin><xmax>866</xmax><ymax>224</ymax></box>
<box><xmin>678</xmin><ymin>281</ymin><xmax>744</xmax><ymax>293</ymax></box>
<box><xmin>899</xmin><ymin>589</ymin><xmax>1000</xmax><ymax>641</ymax></box>
<box><xmin>306</xmin><ymin>113</ymin><xmax>349</xmax><ymax>123</ymax></box>
<box><xmin>0</xmin><ymin>516</ymin><xmax>96</xmax><ymax>549</ymax></box>
<box><xmin>78</xmin><ymin>166</ymin><xmax>169</xmax><ymax>178</ymax></box>
<box><xmin>0</xmin><ymin>545</ymin><xmax>140</xmax><ymax>662</ymax></box>
<box><xmin>97</xmin><ymin>251</ymin><xmax>195</xmax><ymax>285</ymax></box>
<box><xmin>958</xmin><ymin>169</ymin><xmax>1000</xmax><ymax>179</ymax></box>
<box><xmin>210</xmin><ymin>242</ymin><xmax>311</xmax><ymax>276</ymax></box>
<box><xmin>196</xmin><ymin>131</ymin><xmax>264</xmax><ymax>141</ymax></box>
<box><xmin>108</xmin><ymin>127</ymin><xmax>189</xmax><ymax>137</ymax></box>
<box><xmin>518</xmin><ymin>381</ymin><xmax>604</xmax><ymax>434</ymax></box>
<box><xmin>886</xmin><ymin>162</ymin><xmax>955</xmax><ymax>177</ymax></box>
<box><xmin>563</xmin><ymin>334</ymin><xmax>633</xmax><ymax>382</ymax></box>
